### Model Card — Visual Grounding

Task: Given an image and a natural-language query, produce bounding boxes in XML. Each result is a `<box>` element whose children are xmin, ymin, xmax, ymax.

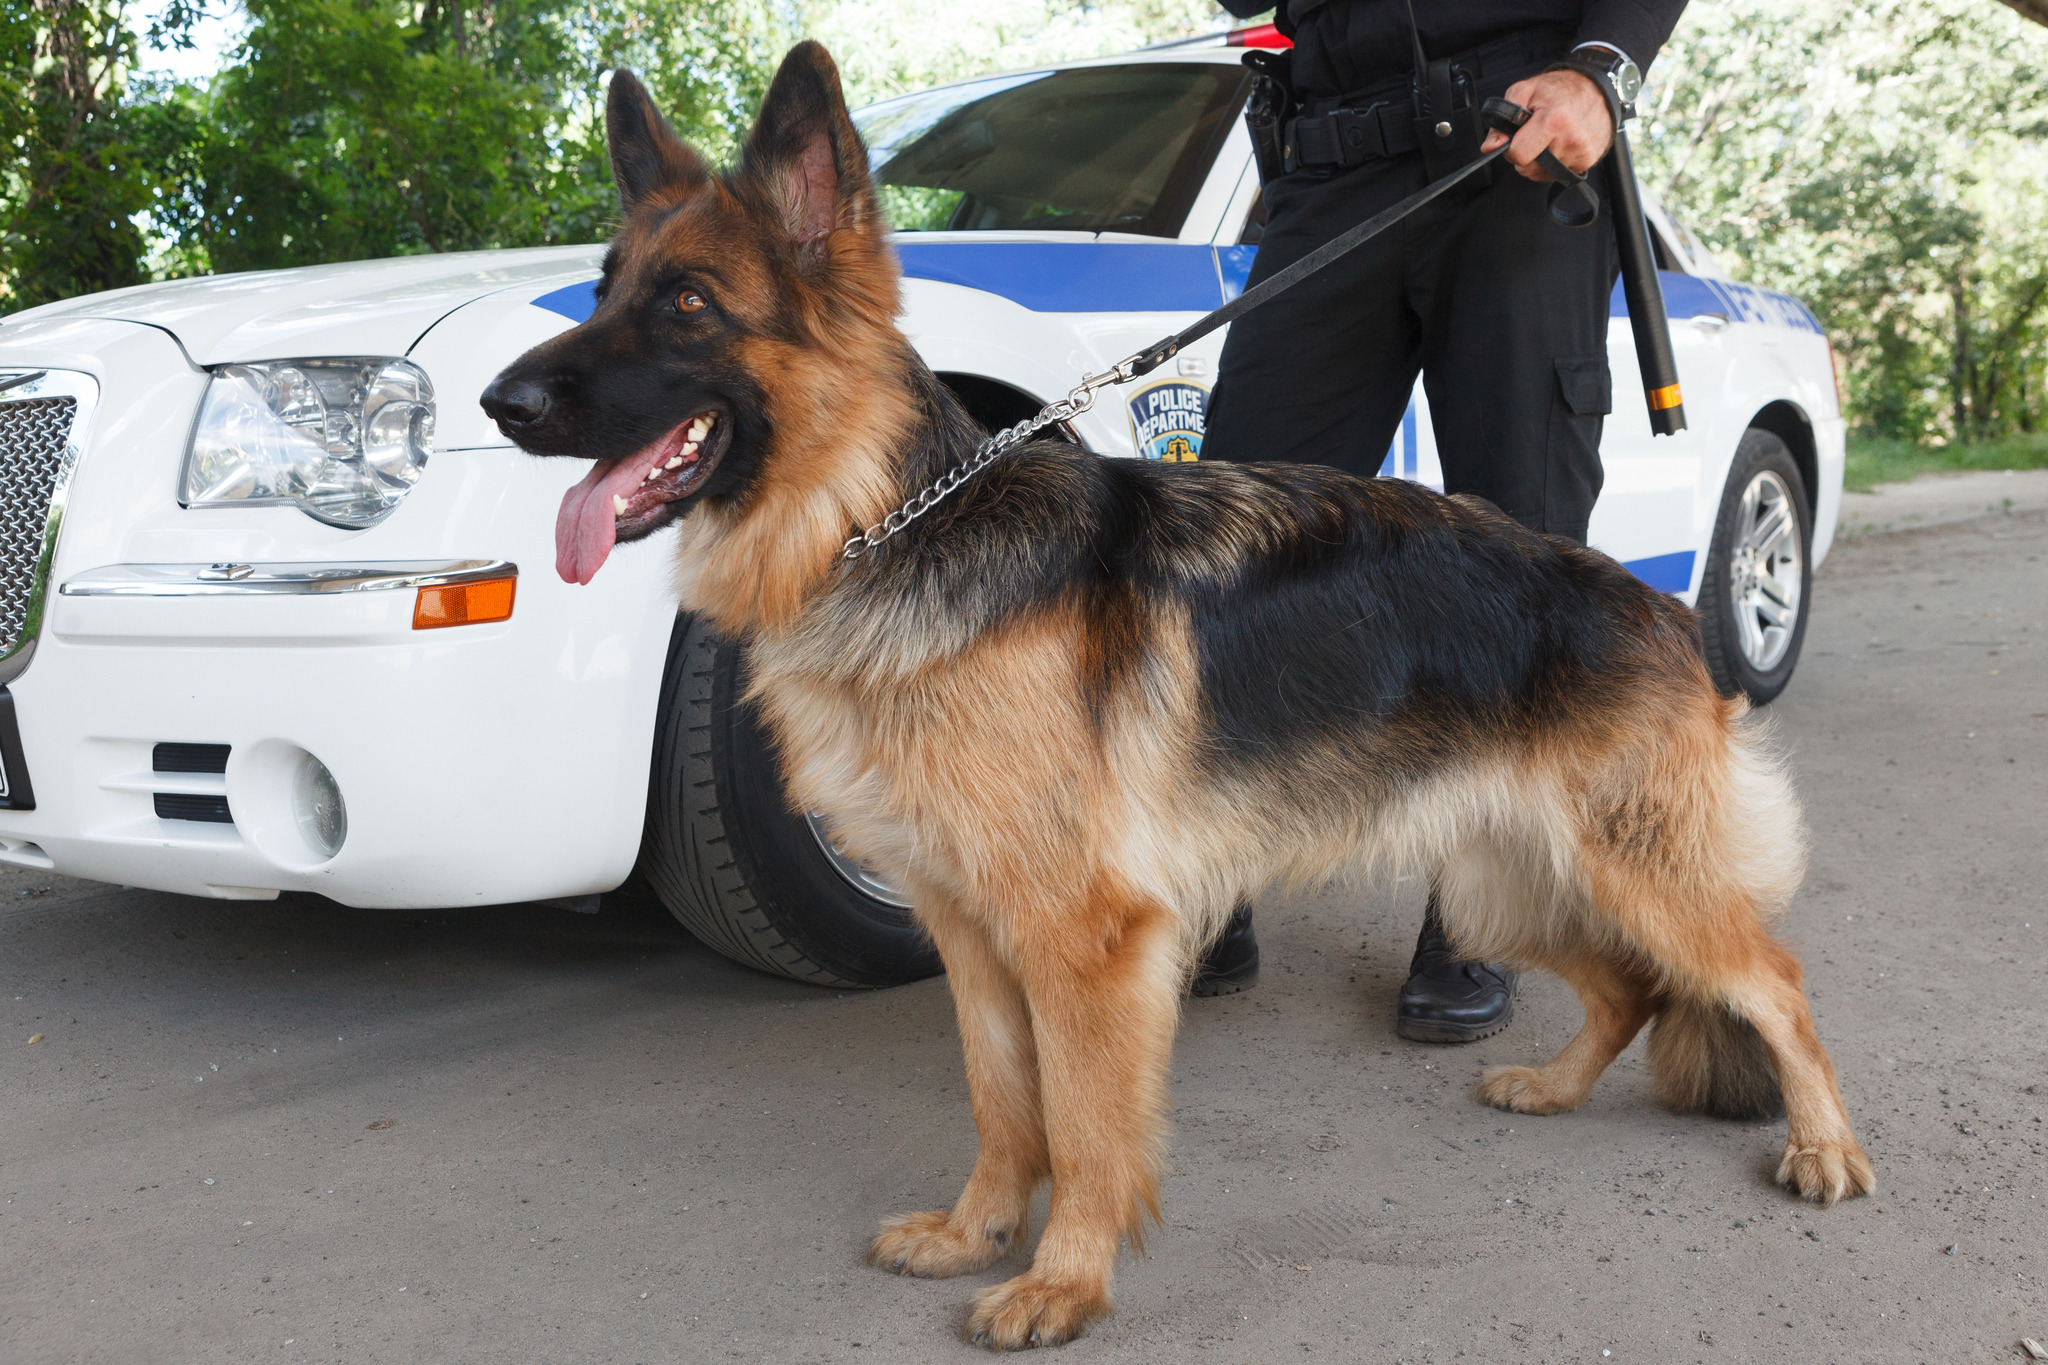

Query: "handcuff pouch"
<box><xmin>1412</xmin><ymin>57</ymin><xmax>1492</xmax><ymax>185</ymax></box>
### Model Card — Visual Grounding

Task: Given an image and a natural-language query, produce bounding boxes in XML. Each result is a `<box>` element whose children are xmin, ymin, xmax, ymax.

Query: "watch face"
<box><xmin>1615</xmin><ymin>60</ymin><xmax>1644</xmax><ymax>103</ymax></box>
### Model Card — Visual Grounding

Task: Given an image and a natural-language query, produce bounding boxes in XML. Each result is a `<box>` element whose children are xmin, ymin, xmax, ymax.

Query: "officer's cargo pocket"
<box><xmin>1554</xmin><ymin>354</ymin><xmax>1612</xmax><ymax>416</ymax></box>
<box><xmin>1544</xmin><ymin>352</ymin><xmax>1611</xmax><ymax>542</ymax></box>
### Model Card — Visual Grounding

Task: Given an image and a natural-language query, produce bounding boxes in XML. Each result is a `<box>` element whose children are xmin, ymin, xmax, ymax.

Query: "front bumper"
<box><xmin>3</xmin><ymin>566</ymin><xmax>663</xmax><ymax>905</ymax></box>
<box><xmin>0</xmin><ymin>320</ymin><xmax>678</xmax><ymax>907</ymax></box>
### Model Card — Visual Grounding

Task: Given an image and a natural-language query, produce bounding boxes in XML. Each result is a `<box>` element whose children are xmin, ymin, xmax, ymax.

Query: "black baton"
<box><xmin>1603</xmin><ymin>126</ymin><xmax>1686</xmax><ymax>435</ymax></box>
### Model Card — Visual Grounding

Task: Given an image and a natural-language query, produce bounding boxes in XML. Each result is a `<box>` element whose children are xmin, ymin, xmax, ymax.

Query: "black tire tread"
<box><xmin>641</xmin><ymin>618</ymin><xmax>860</xmax><ymax>987</ymax></box>
<box><xmin>1697</xmin><ymin>428</ymin><xmax>1813</xmax><ymax>705</ymax></box>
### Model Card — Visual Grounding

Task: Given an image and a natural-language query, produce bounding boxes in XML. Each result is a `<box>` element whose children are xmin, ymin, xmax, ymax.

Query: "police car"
<box><xmin>0</xmin><ymin>31</ymin><xmax>1841</xmax><ymax>986</ymax></box>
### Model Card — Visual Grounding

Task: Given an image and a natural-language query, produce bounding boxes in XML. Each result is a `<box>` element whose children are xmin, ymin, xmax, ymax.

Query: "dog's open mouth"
<box><xmin>555</xmin><ymin>410</ymin><xmax>725</xmax><ymax>584</ymax></box>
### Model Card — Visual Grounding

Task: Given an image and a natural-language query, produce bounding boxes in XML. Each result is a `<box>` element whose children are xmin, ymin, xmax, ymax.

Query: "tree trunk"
<box><xmin>33</xmin><ymin>0</ymin><xmax>104</xmax><ymax>117</ymax></box>
<box><xmin>1950</xmin><ymin>269</ymin><xmax>1971</xmax><ymax>444</ymax></box>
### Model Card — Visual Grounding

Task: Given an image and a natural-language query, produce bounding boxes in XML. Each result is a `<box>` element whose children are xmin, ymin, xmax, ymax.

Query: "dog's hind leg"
<box><xmin>871</xmin><ymin>894</ymin><xmax>1047</xmax><ymax>1278</ymax></box>
<box><xmin>1478</xmin><ymin>954</ymin><xmax>1655</xmax><ymax>1115</ymax></box>
<box><xmin>1726</xmin><ymin>942</ymin><xmax>1876</xmax><ymax>1206</ymax></box>
<box><xmin>1633</xmin><ymin>901</ymin><xmax>1872</xmax><ymax>1204</ymax></box>
<box><xmin>1431</xmin><ymin>838</ymin><xmax>1654</xmax><ymax>1115</ymax></box>
<box><xmin>965</xmin><ymin>880</ymin><xmax>1181</xmax><ymax>1350</ymax></box>
<box><xmin>1575</xmin><ymin>763</ymin><xmax>1873</xmax><ymax>1203</ymax></box>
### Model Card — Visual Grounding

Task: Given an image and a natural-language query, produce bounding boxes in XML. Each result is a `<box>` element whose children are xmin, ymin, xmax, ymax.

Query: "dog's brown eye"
<box><xmin>677</xmin><ymin>291</ymin><xmax>706</xmax><ymax>313</ymax></box>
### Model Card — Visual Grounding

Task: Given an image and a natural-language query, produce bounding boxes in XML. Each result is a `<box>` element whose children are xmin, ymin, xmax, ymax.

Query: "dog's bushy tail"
<box><xmin>1648</xmin><ymin>996</ymin><xmax>1784</xmax><ymax>1121</ymax></box>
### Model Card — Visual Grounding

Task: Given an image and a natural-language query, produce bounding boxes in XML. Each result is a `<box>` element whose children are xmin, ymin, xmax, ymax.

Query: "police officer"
<box><xmin>1189</xmin><ymin>0</ymin><xmax>1688</xmax><ymax>1043</ymax></box>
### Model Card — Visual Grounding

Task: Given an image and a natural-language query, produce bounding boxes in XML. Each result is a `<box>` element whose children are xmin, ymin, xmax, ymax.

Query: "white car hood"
<box><xmin>0</xmin><ymin>246</ymin><xmax>604</xmax><ymax>366</ymax></box>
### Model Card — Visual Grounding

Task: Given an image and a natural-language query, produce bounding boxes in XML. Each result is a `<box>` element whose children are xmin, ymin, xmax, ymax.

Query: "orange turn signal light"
<box><xmin>413</xmin><ymin>576</ymin><xmax>516</xmax><ymax>629</ymax></box>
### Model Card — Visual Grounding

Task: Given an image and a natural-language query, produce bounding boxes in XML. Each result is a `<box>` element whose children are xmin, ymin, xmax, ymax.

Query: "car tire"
<box><xmin>1696</xmin><ymin>428</ymin><xmax>1813</xmax><ymax>704</ymax></box>
<box><xmin>640</xmin><ymin>614</ymin><xmax>942</xmax><ymax>988</ymax></box>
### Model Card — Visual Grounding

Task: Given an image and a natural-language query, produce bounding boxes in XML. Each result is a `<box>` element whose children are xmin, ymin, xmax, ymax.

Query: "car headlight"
<box><xmin>181</xmin><ymin>357</ymin><xmax>435</xmax><ymax>528</ymax></box>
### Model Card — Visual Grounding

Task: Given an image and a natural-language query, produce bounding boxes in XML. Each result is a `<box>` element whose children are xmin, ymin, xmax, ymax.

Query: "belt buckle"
<box><xmin>1334</xmin><ymin>105</ymin><xmax>1382</xmax><ymax>165</ymax></box>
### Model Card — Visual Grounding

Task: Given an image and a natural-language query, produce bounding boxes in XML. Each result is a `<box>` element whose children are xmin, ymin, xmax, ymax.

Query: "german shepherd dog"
<box><xmin>482</xmin><ymin>43</ymin><xmax>1874</xmax><ymax>1348</ymax></box>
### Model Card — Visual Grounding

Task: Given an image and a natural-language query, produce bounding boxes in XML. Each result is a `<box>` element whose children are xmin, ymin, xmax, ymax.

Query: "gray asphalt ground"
<box><xmin>5</xmin><ymin>508</ymin><xmax>2044</xmax><ymax>1365</ymax></box>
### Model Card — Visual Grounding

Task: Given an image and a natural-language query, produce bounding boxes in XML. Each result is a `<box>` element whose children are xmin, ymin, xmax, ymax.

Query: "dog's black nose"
<box><xmin>479</xmin><ymin>377</ymin><xmax>551</xmax><ymax>430</ymax></box>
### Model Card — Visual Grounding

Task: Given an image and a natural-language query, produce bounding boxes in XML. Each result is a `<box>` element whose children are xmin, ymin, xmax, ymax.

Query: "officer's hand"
<box><xmin>1480</xmin><ymin>70</ymin><xmax>1614</xmax><ymax>181</ymax></box>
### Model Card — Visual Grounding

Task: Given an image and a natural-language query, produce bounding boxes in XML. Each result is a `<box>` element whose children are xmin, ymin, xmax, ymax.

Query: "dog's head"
<box><xmin>480</xmin><ymin>42</ymin><xmax>900</xmax><ymax>587</ymax></box>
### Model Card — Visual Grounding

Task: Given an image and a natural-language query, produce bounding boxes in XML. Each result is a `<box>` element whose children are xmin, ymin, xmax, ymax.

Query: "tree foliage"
<box><xmin>1635</xmin><ymin>0</ymin><xmax>2048</xmax><ymax>441</ymax></box>
<box><xmin>1</xmin><ymin>0</ymin><xmax>205</xmax><ymax>306</ymax></box>
<box><xmin>1</xmin><ymin>0</ymin><xmax>790</xmax><ymax>300</ymax></box>
<box><xmin>2</xmin><ymin>0</ymin><xmax>1219</xmax><ymax>309</ymax></box>
<box><xmin>6</xmin><ymin>0</ymin><xmax>2045</xmax><ymax>442</ymax></box>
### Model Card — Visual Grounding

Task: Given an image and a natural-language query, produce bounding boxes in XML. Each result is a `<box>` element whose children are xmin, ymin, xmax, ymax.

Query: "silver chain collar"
<box><xmin>839</xmin><ymin>356</ymin><xmax>1144</xmax><ymax>564</ymax></box>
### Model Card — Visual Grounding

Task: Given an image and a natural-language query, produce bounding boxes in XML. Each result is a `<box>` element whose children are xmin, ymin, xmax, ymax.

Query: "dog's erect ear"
<box><xmin>737</xmin><ymin>41</ymin><xmax>881</xmax><ymax>255</ymax></box>
<box><xmin>607</xmin><ymin>69</ymin><xmax>709</xmax><ymax>214</ymax></box>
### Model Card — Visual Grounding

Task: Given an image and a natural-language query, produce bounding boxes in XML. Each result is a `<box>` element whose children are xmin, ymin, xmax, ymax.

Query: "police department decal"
<box><xmin>1128</xmin><ymin>380</ymin><xmax>1207</xmax><ymax>461</ymax></box>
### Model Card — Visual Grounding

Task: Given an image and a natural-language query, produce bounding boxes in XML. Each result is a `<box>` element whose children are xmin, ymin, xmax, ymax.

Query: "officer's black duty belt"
<box><xmin>1286</xmin><ymin>104</ymin><xmax>1421</xmax><ymax>169</ymax></box>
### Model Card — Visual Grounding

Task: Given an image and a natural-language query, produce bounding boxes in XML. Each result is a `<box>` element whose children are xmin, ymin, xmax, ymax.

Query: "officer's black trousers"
<box><xmin>1206</xmin><ymin>150</ymin><xmax>1620</xmax><ymax>544</ymax></box>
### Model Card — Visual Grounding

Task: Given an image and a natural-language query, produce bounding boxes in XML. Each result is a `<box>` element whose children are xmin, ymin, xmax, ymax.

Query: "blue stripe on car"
<box><xmin>894</xmin><ymin>243</ymin><xmax>1225</xmax><ymax>312</ymax></box>
<box><xmin>529</xmin><ymin>247</ymin><xmax>1224</xmax><ymax>319</ymax></box>
<box><xmin>1226</xmin><ymin>249</ymin><xmax>1820</xmax><ymax>333</ymax></box>
<box><xmin>533</xmin><ymin>280</ymin><xmax>599</xmax><ymax>323</ymax></box>
<box><xmin>535</xmin><ymin>245</ymin><xmax>1820</xmax><ymax>334</ymax></box>
<box><xmin>524</xmin><ymin>252</ymin><xmax>1734</xmax><ymax>599</ymax></box>
<box><xmin>1618</xmin><ymin>550</ymin><xmax>1696</xmax><ymax>594</ymax></box>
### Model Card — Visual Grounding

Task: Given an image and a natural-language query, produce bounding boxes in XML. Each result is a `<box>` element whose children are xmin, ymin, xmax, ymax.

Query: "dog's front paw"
<box><xmin>1776</xmin><ymin>1139</ymin><xmax>1876</xmax><ymax>1207</ymax></box>
<box><xmin>967</xmin><ymin>1270</ymin><xmax>1111</xmax><ymax>1350</ymax></box>
<box><xmin>868</xmin><ymin>1210</ymin><xmax>1018</xmax><ymax>1279</ymax></box>
<box><xmin>1477</xmin><ymin>1064</ymin><xmax>1587</xmax><ymax>1115</ymax></box>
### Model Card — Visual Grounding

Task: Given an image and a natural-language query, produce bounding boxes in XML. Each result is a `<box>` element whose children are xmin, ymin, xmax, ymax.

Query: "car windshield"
<box><xmin>852</xmin><ymin>63</ymin><xmax>1248</xmax><ymax>238</ymax></box>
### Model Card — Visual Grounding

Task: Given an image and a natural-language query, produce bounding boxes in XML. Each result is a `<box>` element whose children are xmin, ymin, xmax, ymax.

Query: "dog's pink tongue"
<box><xmin>556</xmin><ymin>456</ymin><xmax>642</xmax><ymax>585</ymax></box>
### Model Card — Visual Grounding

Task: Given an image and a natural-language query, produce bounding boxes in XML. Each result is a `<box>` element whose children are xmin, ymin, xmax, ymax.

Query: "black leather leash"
<box><xmin>845</xmin><ymin>96</ymin><xmax>1592</xmax><ymax>561</ymax></box>
<box><xmin>1102</xmin><ymin>96</ymin><xmax>1591</xmax><ymax>388</ymax></box>
<box><xmin>844</xmin><ymin>97</ymin><xmax>1637</xmax><ymax>563</ymax></box>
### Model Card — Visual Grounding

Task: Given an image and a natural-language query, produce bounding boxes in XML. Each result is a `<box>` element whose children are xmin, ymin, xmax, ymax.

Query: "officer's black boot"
<box><xmin>1395</xmin><ymin>895</ymin><xmax>1517</xmax><ymax>1042</ymax></box>
<box><xmin>1190</xmin><ymin>902</ymin><xmax>1259</xmax><ymax>997</ymax></box>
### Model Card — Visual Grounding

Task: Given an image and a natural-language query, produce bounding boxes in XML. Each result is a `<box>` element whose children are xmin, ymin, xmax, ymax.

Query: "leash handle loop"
<box><xmin>1481</xmin><ymin>96</ymin><xmax>1598</xmax><ymax>228</ymax></box>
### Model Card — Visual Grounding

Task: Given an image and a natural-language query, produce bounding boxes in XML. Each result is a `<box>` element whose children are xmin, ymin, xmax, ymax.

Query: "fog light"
<box><xmin>413</xmin><ymin>576</ymin><xmax>516</xmax><ymax>629</ymax></box>
<box><xmin>292</xmin><ymin>752</ymin><xmax>346</xmax><ymax>859</ymax></box>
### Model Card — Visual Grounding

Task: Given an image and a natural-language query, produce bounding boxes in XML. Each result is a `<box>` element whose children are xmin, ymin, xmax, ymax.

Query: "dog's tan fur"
<box><xmin>496</xmin><ymin>43</ymin><xmax>1873</xmax><ymax>1348</ymax></box>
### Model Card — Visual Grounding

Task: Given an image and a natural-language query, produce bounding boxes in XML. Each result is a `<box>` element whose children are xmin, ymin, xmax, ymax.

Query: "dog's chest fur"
<box><xmin>738</xmin><ymin>593</ymin><xmax>1137</xmax><ymax>912</ymax></box>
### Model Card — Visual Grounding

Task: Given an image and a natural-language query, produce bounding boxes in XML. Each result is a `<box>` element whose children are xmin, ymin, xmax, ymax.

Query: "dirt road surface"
<box><xmin>5</xmin><ymin>511</ymin><xmax>2044</xmax><ymax>1364</ymax></box>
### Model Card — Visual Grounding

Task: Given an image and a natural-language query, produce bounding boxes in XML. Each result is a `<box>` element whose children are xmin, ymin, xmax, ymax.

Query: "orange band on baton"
<box><xmin>1647</xmin><ymin>383</ymin><xmax>1684</xmax><ymax>410</ymax></box>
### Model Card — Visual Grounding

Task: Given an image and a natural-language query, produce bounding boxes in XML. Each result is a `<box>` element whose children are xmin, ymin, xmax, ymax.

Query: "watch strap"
<box><xmin>1547</xmin><ymin>55</ymin><xmax>1627</xmax><ymax>129</ymax></box>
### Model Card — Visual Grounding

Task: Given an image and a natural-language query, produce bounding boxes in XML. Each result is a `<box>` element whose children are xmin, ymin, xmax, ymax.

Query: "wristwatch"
<box><xmin>1552</xmin><ymin>42</ymin><xmax>1641</xmax><ymax>127</ymax></box>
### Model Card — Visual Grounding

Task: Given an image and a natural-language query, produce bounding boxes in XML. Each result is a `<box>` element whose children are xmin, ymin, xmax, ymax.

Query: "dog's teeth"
<box><xmin>666</xmin><ymin>457</ymin><xmax>683</xmax><ymax>469</ymax></box>
<box><xmin>612</xmin><ymin>494</ymin><xmax>628</xmax><ymax>515</ymax></box>
<box><xmin>687</xmin><ymin>418</ymin><xmax>711</xmax><ymax>441</ymax></box>
<box><xmin>681</xmin><ymin>442</ymin><xmax>698</xmax><ymax>457</ymax></box>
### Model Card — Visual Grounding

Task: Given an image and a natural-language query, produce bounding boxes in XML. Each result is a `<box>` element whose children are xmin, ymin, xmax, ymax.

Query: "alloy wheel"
<box><xmin>1725</xmin><ymin>467</ymin><xmax>1804</xmax><ymax>672</ymax></box>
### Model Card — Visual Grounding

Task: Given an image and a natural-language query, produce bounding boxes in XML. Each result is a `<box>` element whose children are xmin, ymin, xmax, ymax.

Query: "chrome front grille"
<box><xmin>0</xmin><ymin>387</ymin><xmax>82</xmax><ymax>670</ymax></box>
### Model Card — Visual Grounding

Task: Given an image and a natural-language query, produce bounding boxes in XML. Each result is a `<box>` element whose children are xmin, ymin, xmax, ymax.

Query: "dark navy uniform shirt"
<box><xmin>1218</xmin><ymin>0</ymin><xmax>1688</xmax><ymax>101</ymax></box>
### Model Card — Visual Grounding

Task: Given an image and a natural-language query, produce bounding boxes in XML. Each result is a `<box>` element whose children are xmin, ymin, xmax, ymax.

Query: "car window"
<box><xmin>1645</xmin><ymin>202</ymin><xmax>1724</xmax><ymax>278</ymax></box>
<box><xmin>853</xmin><ymin>63</ymin><xmax>1249</xmax><ymax>238</ymax></box>
<box><xmin>1651</xmin><ymin>224</ymin><xmax>1680</xmax><ymax>273</ymax></box>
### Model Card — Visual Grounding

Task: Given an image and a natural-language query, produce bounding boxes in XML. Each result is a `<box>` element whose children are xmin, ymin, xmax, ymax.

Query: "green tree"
<box><xmin>192</xmin><ymin>0</ymin><xmax>582</xmax><ymax>269</ymax></box>
<box><xmin>0</xmin><ymin>0</ymin><xmax>203</xmax><ymax>308</ymax></box>
<box><xmin>186</xmin><ymin>0</ymin><xmax>796</xmax><ymax>272</ymax></box>
<box><xmin>1636</xmin><ymin>0</ymin><xmax>2048</xmax><ymax>442</ymax></box>
<box><xmin>6</xmin><ymin>0</ymin><xmax>1224</xmax><ymax>306</ymax></box>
